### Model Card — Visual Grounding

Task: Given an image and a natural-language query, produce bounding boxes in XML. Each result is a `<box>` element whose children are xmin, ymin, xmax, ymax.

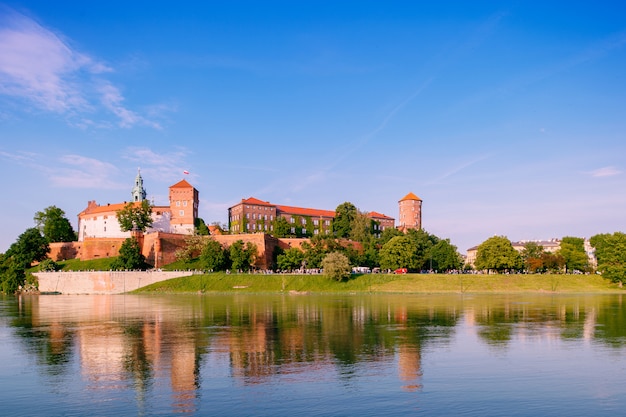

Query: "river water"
<box><xmin>1</xmin><ymin>293</ymin><xmax>625</xmax><ymax>416</ymax></box>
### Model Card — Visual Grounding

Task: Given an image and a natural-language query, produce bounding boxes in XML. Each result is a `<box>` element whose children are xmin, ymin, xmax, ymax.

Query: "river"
<box><xmin>1</xmin><ymin>293</ymin><xmax>625</xmax><ymax>416</ymax></box>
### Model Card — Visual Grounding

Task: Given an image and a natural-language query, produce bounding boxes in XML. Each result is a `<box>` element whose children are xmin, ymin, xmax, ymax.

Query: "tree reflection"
<box><xmin>3</xmin><ymin>293</ymin><xmax>626</xmax><ymax>412</ymax></box>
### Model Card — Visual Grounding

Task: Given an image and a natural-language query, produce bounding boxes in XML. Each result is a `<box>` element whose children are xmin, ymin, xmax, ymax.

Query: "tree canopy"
<box><xmin>34</xmin><ymin>206</ymin><xmax>76</xmax><ymax>243</ymax></box>
<box><xmin>277</xmin><ymin>247</ymin><xmax>305</xmax><ymax>272</ymax></box>
<box><xmin>558</xmin><ymin>236</ymin><xmax>588</xmax><ymax>272</ymax></box>
<box><xmin>200</xmin><ymin>239</ymin><xmax>228</xmax><ymax>271</ymax></box>
<box><xmin>321</xmin><ymin>252</ymin><xmax>351</xmax><ymax>281</ymax></box>
<box><xmin>110</xmin><ymin>238</ymin><xmax>148</xmax><ymax>270</ymax></box>
<box><xmin>475</xmin><ymin>236</ymin><xmax>522</xmax><ymax>273</ymax></box>
<box><xmin>6</xmin><ymin>227</ymin><xmax>50</xmax><ymax>269</ymax></box>
<box><xmin>332</xmin><ymin>202</ymin><xmax>357</xmax><ymax>238</ymax></box>
<box><xmin>229</xmin><ymin>240</ymin><xmax>257</xmax><ymax>271</ymax></box>
<box><xmin>590</xmin><ymin>232</ymin><xmax>626</xmax><ymax>283</ymax></box>
<box><xmin>379</xmin><ymin>235</ymin><xmax>419</xmax><ymax>271</ymax></box>
<box><xmin>116</xmin><ymin>200</ymin><xmax>153</xmax><ymax>232</ymax></box>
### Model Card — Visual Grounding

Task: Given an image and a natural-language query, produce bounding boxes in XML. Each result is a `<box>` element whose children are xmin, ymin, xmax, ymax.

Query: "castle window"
<box><xmin>290</xmin><ymin>218</ymin><xmax>295</xmax><ymax>224</ymax></box>
<box><xmin>314</xmin><ymin>220</ymin><xmax>319</xmax><ymax>225</ymax></box>
<box><xmin>179</xmin><ymin>210</ymin><xmax>184</xmax><ymax>216</ymax></box>
<box><xmin>270</xmin><ymin>215</ymin><xmax>273</xmax><ymax>221</ymax></box>
<box><xmin>176</xmin><ymin>201</ymin><xmax>180</xmax><ymax>206</ymax></box>
<box><xmin>183</xmin><ymin>201</ymin><xmax>187</xmax><ymax>207</ymax></box>
<box><xmin>314</xmin><ymin>229</ymin><xmax>319</xmax><ymax>235</ymax></box>
<box><xmin>291</xmin><ymin>227</ymin><xmax>295</xmax><ymax>234</ymax></box>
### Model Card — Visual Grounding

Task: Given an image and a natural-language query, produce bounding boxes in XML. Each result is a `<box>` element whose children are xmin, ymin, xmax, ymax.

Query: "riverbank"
<box><xmin>134</xmin><ymin>272</ymin><xmax>624</xmax><ymax>294</ymax></box>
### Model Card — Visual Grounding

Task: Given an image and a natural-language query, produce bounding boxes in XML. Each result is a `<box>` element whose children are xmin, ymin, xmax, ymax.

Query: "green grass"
<box><xmin>134</xmin><ymin>272</ymin><xmax>624</xmax><ymax>294</ymax></box>
<box><xmin>28</xmin><ymin>257</ymin><xmax>118</xmax><ymax>273</ymax></box>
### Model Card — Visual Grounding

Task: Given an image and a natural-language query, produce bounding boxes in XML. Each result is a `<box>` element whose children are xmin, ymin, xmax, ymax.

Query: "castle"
<box><xmin>77</xmin><ymin>170</ymin><xmax>199</xmax><ymax>240</ymax></box>
<box><xmin>48</xmin><ymin>173</ymin><xmax>423</xmax><ymax>269</ymax></box>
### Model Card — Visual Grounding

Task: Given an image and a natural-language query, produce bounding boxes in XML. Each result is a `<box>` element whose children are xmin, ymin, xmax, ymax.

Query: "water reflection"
<box><xmin>3</xmin><ymin>293</ymin><xmax>626</xmax><ymax>415</ymax></box>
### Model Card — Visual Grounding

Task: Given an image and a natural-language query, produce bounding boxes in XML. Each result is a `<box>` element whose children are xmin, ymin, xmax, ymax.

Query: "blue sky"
<box><xmin>1</xmin><ymin>1</ymin><xmax>625</xmax><ymax>254</ymax></box>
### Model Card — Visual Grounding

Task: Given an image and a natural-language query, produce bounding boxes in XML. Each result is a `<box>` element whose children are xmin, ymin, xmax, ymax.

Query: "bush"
<box><xmin>321</xmin><ymin>252</ymin><xmax>351</xmax><ymax>281</ymax></box>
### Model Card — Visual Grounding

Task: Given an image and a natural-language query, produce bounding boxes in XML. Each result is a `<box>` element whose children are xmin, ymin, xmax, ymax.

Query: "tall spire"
<box><xmin>131</xmin><ymin>168</ymin><xmax>147</xmax><ymax>202</ymax></box>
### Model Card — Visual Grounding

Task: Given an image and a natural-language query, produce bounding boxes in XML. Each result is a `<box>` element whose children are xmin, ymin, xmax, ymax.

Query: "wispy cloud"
<box><xmin>122</xmin><ymin>146</ymin><xmax>190</xmax><ymax>182</ymax></box>
<box><xmin>0</xmin><ymin>7</ymin><xmax>161</xmax><ymax>128</ymax></box>
<box><xmin>428</xmin><ymin>154</ymin><xmax>493</xmax><ymax>184</ymax></box>
<box><xmin>588</xmin><ymin>166</ymin><xmax>622</xmax><ymax>178</ymax></box>
<box><xmin>49</xmin><ymin>154</ymin><xmax>124</xmax><ymax>189</ymax></box>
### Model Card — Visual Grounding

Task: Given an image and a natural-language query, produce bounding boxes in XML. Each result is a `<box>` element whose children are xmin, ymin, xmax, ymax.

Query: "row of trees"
<box><xmin>474</xmin><ymin>236</ymin><xmax>591</xmax><ymax>274</ymax></box>
<box><xmin>175</xmin><ymin>235</ymin><xmax>258</xmax><ymax>272</ymax></box>
<box><xmin>474</xmin><ymin>234</ymin><xmax>626</xmax><ymax>283</ymax></box>
<box><xmin>0</xmin><ymin>206</ymin><xmax>78</xmax><ymax>293</ymax></box>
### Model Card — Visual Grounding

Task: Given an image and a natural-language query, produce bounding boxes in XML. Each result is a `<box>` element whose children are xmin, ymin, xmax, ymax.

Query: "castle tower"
<box><xmin>131</xmin><ymin>168</ymin><xmax>147</xmax><ymax>202</ymax></box>
<box><xmin>398</xmin><ymin>192</ymin><xmax>422</xmax><ymax>232</ymax></box>
<box><xmin>169</xmin><ymin>179</ymin><xmax>199</xmax><ymax>234</ymax></box>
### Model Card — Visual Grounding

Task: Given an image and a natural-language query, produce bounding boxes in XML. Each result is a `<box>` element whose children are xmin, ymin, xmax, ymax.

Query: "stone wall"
<box><xmin>47</xmin><ymin>232</ymin><xmax>312</xmax><ymax>270</ymax></box>
<box><xmin>34</xmin><ymin>271</ymin><xmax>194</xmax><ymax>294</ymax></box>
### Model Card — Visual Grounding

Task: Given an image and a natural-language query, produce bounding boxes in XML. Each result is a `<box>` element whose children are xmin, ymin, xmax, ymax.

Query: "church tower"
<box><xmin>398</xmin><ymin>192</ymin><xmax>422</xmax><ymax>232</ymax></box>
<box><xmin>131</xmin><ymin>168</ymin><xmax>147</xmax><ymax>202</ymax></box>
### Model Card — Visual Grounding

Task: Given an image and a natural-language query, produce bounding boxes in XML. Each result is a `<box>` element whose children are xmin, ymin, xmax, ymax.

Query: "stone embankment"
<box><xmin>34</xmin><ymin>270</ymin><xmax>194</xmax><ymax>294</ymax></box>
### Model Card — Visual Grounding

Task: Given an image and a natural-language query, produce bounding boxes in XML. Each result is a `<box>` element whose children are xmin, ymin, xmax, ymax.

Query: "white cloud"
<box><xmin>122</xmin><ymin>146</ymin><xmax>190</xmax><ymax>182</ymax></box>
<box><xmin>589</xmin><ymin>166</ymin><xmax>622</xmax><ymax>178</ymax></box>
<box><xmin>0</xmin><ymin>8</ymin><xmax>160</xmax><ymax>129</ymax></box>
<box><xmin>50</xmin><ymin>154</ymin><xmax>124</xmax><ymax>189</ymax></box>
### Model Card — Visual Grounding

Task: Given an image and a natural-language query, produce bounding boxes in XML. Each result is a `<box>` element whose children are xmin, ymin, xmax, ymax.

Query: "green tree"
<box><xmin>175</xmin><ymin>235</ymin><xmax>207</xmax><ymax>263</ymax></box>
<box><xmin>38</xmin><ymin>258</ymin><xmax>59</xmax><ymax>272</ymax></box>
<box><xmin>406</xmin><ymin>229</ymin><xmax>438</xmax><ymax>270</ymax></box>
<box><xmin>558</xmin><ymin>236</ymin><xmax>588</xmax><ymax>273</ymax></box>
<box><xmin>475</xmin><ymin>236</ymin><xmax>522</xmax><ymax>273</ymax></box>
<box><xmin>521</xmin><ymin>242</ymin><xmax>545</xmax><ymax>273</ymax></box>
<box><xmin>200</xmin><ymin>239</ymin><xmax>227</xmax><ymax>271</ymax></box>
<box><xmin>277</xmin><ymin>247</ymin><xmax>305</xmax><ymax>271</ymax></box>
<box><xmin>349</xmin><ymin>211</ymin><xmax>374</xmax><ymax>243</ymax></box>
<box><xmin>429</xmin><ymin>239</ymin><xmax>463</xmax><ymax>271</ymax></box>
<box><xmin>116</xmin><ymin>200</ymin><xmax>153</xmax><ymax>232</ymax></box>
<box><xmin>379</xmin><ymin>228</ymin><xmax>403</xmax><ymax>247</ymax></box>
<box><xmin>321</xmin><ymin>252</ymin><xmax>351</xmax><ymax>281</ymax></box>
<box><xmin>229</xmin><ymin>240</ymin><xmax>257</xmax><ymax>271</ymax></box>
<box><xmin>194</xmin><ymin>218</ymin><xmax>210</xmax><ymax>235</ymax></box>
<box><xmin>6</xmin><ymin>227</ymin><xmax>50</xmax><ymax>268</ymax></box>
<box><xmin>110</xmin><ymin>238</ymin><xmax>147</xmax><ymax>270</ymax></box>
<box><xmin>332</xmin><ymin>202</ymin><xmax>357</xmax><ymax>238</ymax></box>
<box><xmin>301</xmin><ymin>235</ymin><xmax>343</xmax><ymax>268</ymax></box>
<box><xmin>34</xmin><ymin>206</ymin><xmax>77</xmax><ymax>243</ymax></box>
<box><xmin>379</xmin><ymin>235</ymin><xmax>419</xmax><ymax>271</ymax></box>
<box><xmin>591</xmin><ymin>232</ymin><xmax>626</xmax><ymax>283</ymax></box>
<box><xmin>0</xmin><ymin>254</ymin><xmax>26</xmax><ymax>294</ymax></box>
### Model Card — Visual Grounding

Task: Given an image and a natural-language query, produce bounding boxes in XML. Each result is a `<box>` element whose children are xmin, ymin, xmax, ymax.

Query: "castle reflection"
<box><xmin>10</xmin><ymin>293</ymin><xmax>626</xmax><ymax>414</ymax></box>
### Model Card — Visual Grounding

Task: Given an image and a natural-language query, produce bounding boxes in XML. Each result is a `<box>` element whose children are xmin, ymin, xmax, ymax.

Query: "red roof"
<box><xmin>399</xmin><ymin>192</ymin><xmax>422</xmax><ymax>202</ymax></box>
<box><xmin>368</xmin><ymin>211</ymin><xmax>394</xmax><ymax>220</ymax></box>
<box><xmin>79</xmin><ymin>201</ymin><xmax>169</xmax><ymax>216</ymax></box>
<box><xmin>276</xmin><ymin>204</ymin><xmax>335</xmax><ymax>218</ymax></box>
<box><xmin>170</xmin><ymin>179</ymin><xmax>195</xmax><ymax>189</ymax></box>
<box><xmin>241</xmin><ymin>197</ymin><xmax>274</xmax><ymax>206</ymax></box>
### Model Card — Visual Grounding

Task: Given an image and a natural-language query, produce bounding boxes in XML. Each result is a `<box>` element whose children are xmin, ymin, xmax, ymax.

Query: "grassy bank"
<box><xmin>134</xmin><ymin>272</ymin><xmax>624</xmax><ymax>294</ymax></box>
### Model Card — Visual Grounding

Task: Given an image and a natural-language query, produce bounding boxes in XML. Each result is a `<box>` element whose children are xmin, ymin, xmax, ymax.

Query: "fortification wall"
<box><xmin>46</xmin><ymin>232</ymin><xmax>307</xmax><ymax>270</ymax></box>
<box><xmin>34</xmin><ymin>271</ymin><xmax>194</xmax><ymax>294</ymax></box>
